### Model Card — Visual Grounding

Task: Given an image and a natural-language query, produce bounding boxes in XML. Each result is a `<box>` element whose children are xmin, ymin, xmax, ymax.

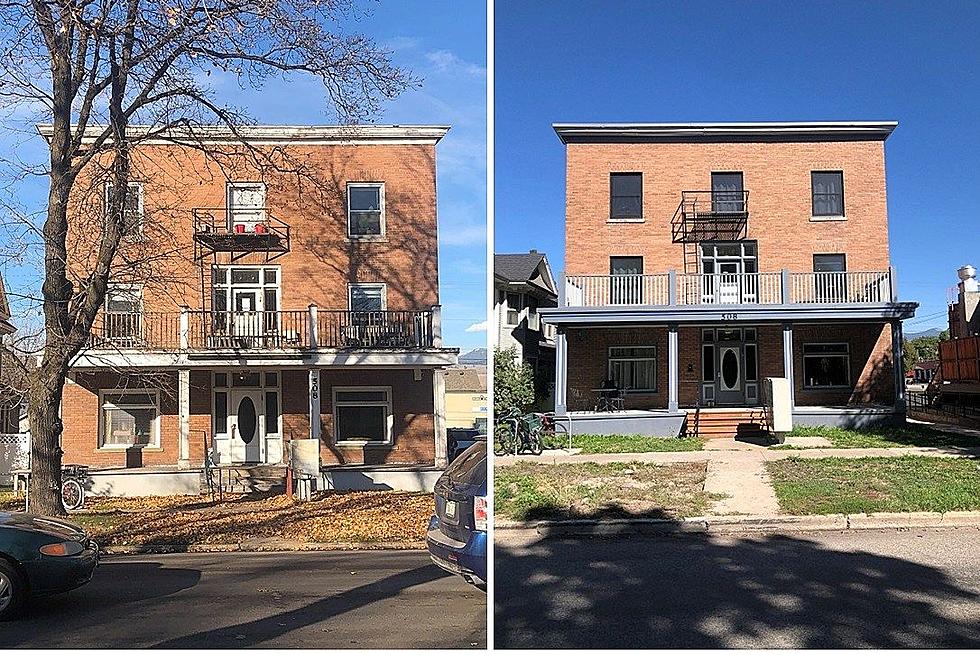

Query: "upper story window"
<box><xmin>349</xmin><ymin>283</ymin><xmax>387</xmax><ymax>311</ymax></box>
<box><xmin>105</xmin><ymin>182</ymin><xmax>144</xmax><ymax>237</ymax></box>
<box><xmin>811</xmin><ymin>171</ymin><xmax>844</xmax><ymax>218</ymax></box>
<box><xmin>227</xmin><ymin>182</ymin><xmax>266</xmax><ymax>231</ymax></box>
<box><xmin>347</xmin><ymin>182</ymin><xmax>385</xmax><ymax>238</ymax></box>
<box><xmin>711</xmin><ymin>172</ymin><xmax>745</xmax><ymax>213</ymax></box>
<box><xmin>609</xmin><ymin>173</ymin><xmax>643</xmax><ymax>221</ymax></box>
<box><xmin>609</xmin><ymin>256</ymin><xmax>643</xmax><ymax>305</ymax></box>
<box><xmin>813</xmin><ymin>253</ymin><xmax>846</xmax><ymax>273</ymax></box>
<box><xmin>505</xmin><ymin>292</ymin><xmax>523</xmax><ymax>325</ymax></box>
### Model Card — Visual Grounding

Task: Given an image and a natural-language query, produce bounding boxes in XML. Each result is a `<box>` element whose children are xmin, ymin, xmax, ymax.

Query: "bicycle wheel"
<box><xmin>61</xmin><ymin>478</ymin><xmax>84</xmax><ymax>511</ymax></box>
<box><xmin>493</xmin><ymin>424</ymin><xmax>512</xmax><ymax>456</ymax></box>
<box><xmin>528</xmin><ymin>433</ymin><xmax>544</xmax><ymax>456</ymax></box>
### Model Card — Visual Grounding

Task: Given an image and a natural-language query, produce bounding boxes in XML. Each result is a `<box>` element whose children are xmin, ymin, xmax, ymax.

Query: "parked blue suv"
<box><xmin>427</xmin><ymin>437</ymin><xmax>487</xmax><ymax>589</ymax></box>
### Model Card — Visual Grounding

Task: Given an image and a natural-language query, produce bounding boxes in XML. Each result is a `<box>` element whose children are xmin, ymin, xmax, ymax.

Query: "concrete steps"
<box><xmin>201</xmin><ymin>465</ymin><xmax>288</xmax><ymax>493</ymax></box>
<box><xmin>686</xmin><ymin>409</ymin><xmax>769</xmax><ymax>439</ymax></box>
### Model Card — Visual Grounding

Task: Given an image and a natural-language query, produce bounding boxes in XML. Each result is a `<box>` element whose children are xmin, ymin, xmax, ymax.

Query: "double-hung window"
<box><xmin>100</xmin><ymin>391</ymin><xmax>159</xmax><ymax>449</ymax></box>
<box><xmin>349</xmin><ymin>283</ymin><xmax>386</xmax><ymax>312</ymax></box>
<box><xmin>227</xmin><ymin>182</ymin><xmax>266</xmax><ymax>232</ymax></box>
<box><xmin>608</xmin><ymin>346</ymin><xmax>657</xmax><ymax>393</ymax></box>
<box><xmin>609</xmin><ymin>256</ymin><xmax>643</xmax><ymax>305</ymax></box>
<box><xmin>333</xmin><ymin>387</ymin><xmax>392</xmax><ymax>445</ymax></box>
<box><xmin>347</xmin><ymin>182</ymin><xmax>385</xmax><ymax>237</ymax></box>
<box><xmin>811</xmin><ymin>171</ymin><xmax>844</xmax><ymax>217</ymax></box>
<box><xmin>802</xmin><ymin>343</ymin><xmax>851</xmax><ymax>388</ymax></box>
<box><xmin>505</xmin><ymin>292</ymin><xmax>523</xmax><ymax>325</ymax></box>
<box><xmin>609</xmin><ymin>173</ymin><xmax>643</xmax><ymax>220</ymax></box>
<box><xmin>813</xmin><ymin>253</ymin><xmax>848</xmax><ymax>302</ymax></box>
<box><xmin>711</xmin><ymin>172</ymin><xmax>745</xmax><ymax>213</ymax></box>
<box><xmin>105</xmin><ymin>283</ymin><xmax>143</xmax><ymax>345</ymax></box>
<box><xmin>105</xmin><ymin>182</ymin><xmax>144</xmax><ymax>236</ymax></box>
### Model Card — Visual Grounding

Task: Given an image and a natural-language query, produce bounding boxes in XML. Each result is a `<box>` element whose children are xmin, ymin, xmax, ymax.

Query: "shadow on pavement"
<box><xmin>152</xmin><ymin>563</ymin><xmax>447</xmax><ymax>647</ymax></box>
<box><xmin>494</xmin><ymin>531</ymin><xmax>980</xmax><ymax>648</ymax></box>
<box><xmin>0</xmin><ymin>560</ymin><xmax>202</xmax><ymax>647</ymax></box>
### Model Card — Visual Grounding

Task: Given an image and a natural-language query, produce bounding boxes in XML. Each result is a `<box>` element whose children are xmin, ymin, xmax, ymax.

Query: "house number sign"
<box><xmin>721</xmin><ymin>313</ymin><xmax>738</xmax><ymax>321</ymax></box>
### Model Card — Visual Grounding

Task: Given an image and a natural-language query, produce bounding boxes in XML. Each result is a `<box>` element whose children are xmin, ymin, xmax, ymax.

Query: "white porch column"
<box><xmin>308</xmin><ymin>304</ymin><xmax>319</xmax><ymax>348</ymax></box>
<box><xmin>179</xmin><ymin>306</ymin><xmax>189</xmax><ymax>349</ymax></box>
<box><xmin>892</xmin><ymin>319</ymin><xmax>907</xmax><ymax>413</ymax></box>
<box><xmin>668</xmin><ymin>323</ymin><xmax>679</xmax><ymax>413</ymax></box>
<box><xmin>782</xmin><ymin>322</ymin><xmax>796</xmax><ymax>409</ymax></box>
<box><xmin>178</xmin><ymin>369</ymin><xmax>190</xmax><ymax>468</ymax></box>
<box><xmin>554</xmin><ymin>332</ymin><xmax>568</xmax><ymax>414</ymax></box>
<box><xmin>434</xmin><ymin>369</ymin><xmax>448</xmax><ymax>468</ymax></box>
<box><xmin>308</xmin><ymin>369</ymin><xmax>321</xmax><ymax>441</ymax></box>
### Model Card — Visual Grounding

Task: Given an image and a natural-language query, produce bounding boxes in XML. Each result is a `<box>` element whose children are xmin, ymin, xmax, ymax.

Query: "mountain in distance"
<box><xmin>905</xmin><ymin>327</ymin><xmax>945</xmax><ymax>340</ymax></box>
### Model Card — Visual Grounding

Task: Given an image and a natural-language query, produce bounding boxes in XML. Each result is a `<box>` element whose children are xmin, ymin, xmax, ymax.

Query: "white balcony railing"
<box><xmin>561</xmin><ymin>269</ymin><xmax>896</xmax><ymax>308</ymax></box>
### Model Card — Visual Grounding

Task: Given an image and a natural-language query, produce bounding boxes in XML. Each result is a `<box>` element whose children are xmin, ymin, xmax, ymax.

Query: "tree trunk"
<box><xmin>27</xmin><ymin>369</ymin><xmax>67</xmax><ymax>516</ymax></box>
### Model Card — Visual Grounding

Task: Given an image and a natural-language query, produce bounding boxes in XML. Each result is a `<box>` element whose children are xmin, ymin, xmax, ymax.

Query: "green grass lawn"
<box><xmin>543</xmin><ymin>433</ymin><xmax>704</xmax><ymax>454</ymax></box>
<box><xmin>0</xmin><ymin>489</ymin><xmax>19</xmax><ymax>512</ymax></box>
<box><xmin>494</xmin><ymin>460</ymin><xmax>716</xmax><ymax>521</ymax></box>
<box><xmin>771</xmin><ymin>424</ymin><xmax>980</xmax><ymax>450</ymax></box>
<box><xmin>766</xmin><ymin>455</ymin><xmax>980</xmax><ymax>515</ymax></box>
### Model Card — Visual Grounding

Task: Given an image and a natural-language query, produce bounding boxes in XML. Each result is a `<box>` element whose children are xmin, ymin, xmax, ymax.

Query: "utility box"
<box><xmin>289</xmin><ymin>439</ymin><xmax>321</xmax><ymax>478</ymax></box>
<box><xmin>765</xmin><ymin>377</ymin><xmax>793</xmax><ymax>441</ymax></box>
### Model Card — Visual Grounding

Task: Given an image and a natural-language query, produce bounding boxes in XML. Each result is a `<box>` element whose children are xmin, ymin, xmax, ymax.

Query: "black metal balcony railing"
<box><xmin>89</xmin><ymin>309</ymin><xmax>437</xmax><ymax>350</ymax></box>
<box><xmin>671</xmin><ymin>190</ymin><xmax>750</xmax><ymax>243</ymax></box>
<box><xmin>192</xmin><ymin>207</ymin><xmax>291</xmax><ymax>261</ymax></box>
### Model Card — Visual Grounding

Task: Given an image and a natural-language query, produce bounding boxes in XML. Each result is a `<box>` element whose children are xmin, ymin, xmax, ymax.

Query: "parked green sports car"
<box><xmin>0</xmin><ymin>512</ymin><xmax>99</xmax><ymax>620</ymax></box>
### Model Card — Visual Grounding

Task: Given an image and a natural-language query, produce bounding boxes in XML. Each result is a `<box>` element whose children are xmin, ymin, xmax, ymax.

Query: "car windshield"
<box><xmin>448</xmin><ymin>441</ymin><xmax>486</xmax><ymax>484</ymax></box>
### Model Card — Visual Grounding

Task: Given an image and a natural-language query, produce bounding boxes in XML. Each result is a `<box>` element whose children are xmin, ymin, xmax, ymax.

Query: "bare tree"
<box><xmin>0</xmin><ymin>0</ymin><xmax>415</xmax><ymax>515</ymax></box>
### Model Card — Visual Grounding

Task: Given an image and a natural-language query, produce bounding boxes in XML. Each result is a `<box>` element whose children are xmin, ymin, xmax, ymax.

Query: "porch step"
<box><xmin>686</xmin><ymin>409</ymin><xmax>769</xmax><ymax>439</ymax></box>
<box><xmin>200</xmin><ymin>465</ymin><xmax>288</xmax><ymax>494</ymax></box>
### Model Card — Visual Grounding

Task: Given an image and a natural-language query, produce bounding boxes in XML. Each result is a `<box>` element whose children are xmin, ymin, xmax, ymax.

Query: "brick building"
<box><xmin>40</xmin><ymin>124</ymin><xmax>457</xmax><ymax>492</ymax></box>
<box><xmin>540</xmin><ymin>121</ymin><xmax>918</xmax><ymax>436</ymax></box>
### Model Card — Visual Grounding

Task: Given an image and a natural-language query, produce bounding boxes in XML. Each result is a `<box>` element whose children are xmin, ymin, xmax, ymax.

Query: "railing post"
<box><xmin>431</xmin><ymin>305</ymin><xmax>443</xmax><ymax>348</ymax></box>
<box><xmin>889</xmin><ymin>265</ymin><xmax>898</xmax><ymax>302</ymax></box>
<box><xmin>179</xmin><ymin>306</ymin><xmax>189</xmax><ymax>349</ymax></box>
<box><xmin>308</xmin><ymin>304</ymin><xmax>319</xmax><ymax>348</ymax></box>
<box><xmin>558</xmin><ymin>271</ymin><xmax>566</xmax><ymax>307</ymax></box>
<box><xmin>668</xmin><ymin>269</ymin><xmax>677</xmax><ymax>306</ymax></box>
<box><xmin>781</xmin><ymin>269</ymin><xmax>791</xmax><ymax>304</ymax></box>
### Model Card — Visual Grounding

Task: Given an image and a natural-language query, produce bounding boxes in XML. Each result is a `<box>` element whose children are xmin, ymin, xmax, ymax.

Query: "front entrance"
<box><xmin>229</xmin><ymin>389</ymin><xmax>263</xmax><ymax>463</ymax></box>
<box><xmin>701</xmin><ymin>328</ymin><xmax>759</xmax><ymax>406</ymax></box>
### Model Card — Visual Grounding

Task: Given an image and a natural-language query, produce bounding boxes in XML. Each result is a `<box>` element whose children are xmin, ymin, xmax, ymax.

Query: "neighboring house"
<box><xmin>931</xmin><ymin>264</ymin><xmax>980</xmax><ymax>417</ymax></box>
<box><xmin>39</xmin><ymin>124</ymin><xmax>458</xmax><ymax>493</ymax></box>
<box><xmin>0</xmin><ymin>273</ymin><xmax>27</xmax><ymax>483</ymax></box>
<box><xmin>541</xmin><ymin>121</ymin><xmax>918</xmax><ymax>436</ymax></box>
<box><xmin>458</xmin><ymin>348</ymin><xmax>488</xmax><ymax>368</ymax></box>
<box><xmin>494</xmin><ymin>250</ymin><xmax>558</xmax><ymax>406</ymax></box>
<box><xmin>910</xmin><ymin>359</ymin><xmax>938</xmax><ymax>384</ymax></box>
<box><xmin>444</xmin><ymin>366</ymin><xmax>488</xmax><ymax>431</ymax></box>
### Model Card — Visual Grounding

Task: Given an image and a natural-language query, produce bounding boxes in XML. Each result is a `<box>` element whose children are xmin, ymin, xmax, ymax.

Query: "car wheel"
<box><xmin>0</xmin><ymin>559</ymin><xmax>27</xmax><ymax>621</ymax></box>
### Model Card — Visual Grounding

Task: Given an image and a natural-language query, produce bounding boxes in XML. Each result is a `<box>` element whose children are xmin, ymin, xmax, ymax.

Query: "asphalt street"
<box><xmin>1</xmin><ymin>550</ymin><xmax>486</xmax><ymax>648</ymax></box>
<box><xmin>495</xmin><ymin>527</ymin><xmax>980</xmax><ymax>648</ymax></box>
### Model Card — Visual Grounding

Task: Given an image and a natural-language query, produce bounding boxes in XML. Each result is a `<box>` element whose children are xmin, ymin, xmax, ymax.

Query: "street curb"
<box><xmin>102</xmin><ymin>540</ymin><xmax>427</xmax><ymax>555</ymax></box>
<box><xmin>495</xmin><ymin>511</ymin><xmax>980</xmax><ymax>536</ymax></box>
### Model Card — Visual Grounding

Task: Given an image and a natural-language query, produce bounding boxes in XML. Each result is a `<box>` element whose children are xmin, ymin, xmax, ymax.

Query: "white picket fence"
<box><xmin>0</xmin><ymin>432</ymin><xmax>29</xmax><ymax>485</ymax></box>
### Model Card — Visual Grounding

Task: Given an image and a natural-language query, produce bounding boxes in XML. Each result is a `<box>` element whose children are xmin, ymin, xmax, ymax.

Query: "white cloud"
<box><xmin>465</xmin><ymin>320</ymin><xmax>488</xmax><ymax>333</ymax></box>
<box><xmin>425</xmin><ymin>50</ymin><xmax>487</xmax><ymax>78</ymax></box>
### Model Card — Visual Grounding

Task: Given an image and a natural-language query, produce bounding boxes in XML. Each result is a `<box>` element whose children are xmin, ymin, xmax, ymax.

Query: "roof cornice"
<box><xmin>35</xmin><ymin>124</ymin><xmax>450</xmax><ymax>146</ymax></box>
<box><xmin>553</xmin><ymin>121</ymin><xmax>898</xmax><ymax>144</ymax></box>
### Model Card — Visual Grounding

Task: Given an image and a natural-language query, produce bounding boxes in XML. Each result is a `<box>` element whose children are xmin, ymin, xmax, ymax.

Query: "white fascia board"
<box><xmin>552</xmin><ymin>121</ymin><xmax>899</xmax><ymax>143</ymax></box>
<box><xmin>36</xmin><ymin>124</ymin><xmax>451</xmax><ymax>146</ymax></box>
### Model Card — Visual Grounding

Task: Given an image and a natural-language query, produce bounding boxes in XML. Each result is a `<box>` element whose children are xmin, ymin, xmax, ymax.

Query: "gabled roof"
<box><xmin>444</xmin><ymin>367</ymin><xmax>487</xmax><ymax>392</ymax></box>
<box><xmin>494</xmin><ymin>250</ymin><xmax>558</xmax><ymax>298</ymax></box>
<box><xmin>553</xmin><ymin>121</ymin><xmax>898</xmax><ymax>144</ymax></box>
<box><xmin>0</xmin><ymin>273</ymin><xmax>14</xmax><ymax>336</ymax></box>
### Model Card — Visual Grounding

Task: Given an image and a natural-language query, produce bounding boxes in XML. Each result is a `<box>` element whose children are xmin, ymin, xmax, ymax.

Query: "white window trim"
<box><xmin>802</xmin><ymin>342</ymin><xmax>852</xmax><ymax>389</ymax></box>
<box><xmin>211</xmin><ymin>371</ymin><xmax>282</xmax><ymax>439</ymax></box>
<box><xmin>104</xmin><ymin>181</ymin><xmax>145</xmax><ymax>236</ymax></box>
<box><xmin>608</xmin><ymin>345</ymin><xmax>658</xmax><ymax>393</ymax></box>
<box><xmin>105</xmin><ymin>283</ymin><xmax>144</xmax><ymax>312</ymax></box>
<box><xmin>346</xmin><ymin>181</ymin><xmax>386</xmax><ymax>239</ymax></box>
<box><xmin>505</xmin><ymin>292</ymin><xmax>523</xmax><ymax>327</ymax></box>
<box><xmin>348</xmin><ymin>283</ymin><xmax>388</xmax><ymax>311</ymax></box>
<box><xmin>98</xmin><ymin>388</ymin><xmax>161</xmax><ymax>450</ymax></box>
<box><xmin>332</xmin><ymin>385</ymin><xmax>393</xmax><ymax>447</ymax></box>
<box><xmin>226</xmin><ymin>181</ymin><xmax>267</xmax><ymax>228</ymax></box>
<box><xmin>212</xmin><ymin>265</ymin><xmax>281</xmax><ymax>314</ymax></box>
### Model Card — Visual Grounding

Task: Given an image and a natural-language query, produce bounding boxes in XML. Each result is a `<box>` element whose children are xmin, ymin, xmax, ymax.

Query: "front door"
<box><xmin>229</xmin><ymin>389</ymin><xmax>263</xmax><ymax>463</ymax></box>
<box><xmin>233</xmin><ymin>289</ymin><xmax>261</xmax><ymax>340</ymax></box>
<box><xmin>717</xmin><ymin>344</ymin><xmax>742</xmax><ymax>405</ymax></box>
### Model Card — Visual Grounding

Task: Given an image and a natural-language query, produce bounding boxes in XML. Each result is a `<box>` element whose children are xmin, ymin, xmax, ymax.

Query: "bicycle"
<box><xmin>61</xmin><ymin>464</ymin><xmax>89</xmax><ymax>511</ymax></box>
<box><xmin>494</xmin><ymin>411</ymin><xmax>569</xmax><ymax>456</ymax></box>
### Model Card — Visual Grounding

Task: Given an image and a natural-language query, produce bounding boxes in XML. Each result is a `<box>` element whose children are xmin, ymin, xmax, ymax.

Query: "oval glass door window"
<box><xmin>238</xmin><ymin>397</ymin><xmax>257</xmax><ymax>444</ymax></box>
<box><xmin>722</xmin><ymin>349</ymin><xmax>739</xmax><ymax>389</ymax></box>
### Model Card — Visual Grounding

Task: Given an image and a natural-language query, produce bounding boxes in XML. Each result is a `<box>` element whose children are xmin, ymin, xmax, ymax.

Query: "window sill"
<box><xmin>335</xmin><ymin>440</ymin><xmax>393</xmax><ymax>448</ymax></box>
<box><xmin>346</xmin><ymin>235</ymin><xmax>388</xmax><ymax>243</ymax></box>
<box><xmin>607</xmin><ymin>218</ymin><xmax>645</xmax><ymax>224</ymax></box>
<box><xmin>96</xmin><ymin>446</ymin><xmax>163</xmax><ymax>452</ymax></box>
<box><xmin>809</xmin><ymin>215</ymin><xmax>846</xmax><ymax>222</ymax></box>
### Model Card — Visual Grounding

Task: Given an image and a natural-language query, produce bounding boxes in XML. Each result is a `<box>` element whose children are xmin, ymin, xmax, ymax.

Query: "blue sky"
<box><xmin>1</xmin><ymin>0</ymin><xmax>487</xmax><ymax>351</ymax></box>
<box><xmin>495</xmin><ymin>0</ymin><xmax>980</xmax><ymax>335</ymax></box>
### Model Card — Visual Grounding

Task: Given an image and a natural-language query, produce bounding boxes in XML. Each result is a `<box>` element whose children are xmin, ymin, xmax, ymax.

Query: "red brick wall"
<box><xmin>561</xmin><ymin>322</ymin><xmax>893</xmax><ymax>410</ymax></box>
<box><xmin>61</xmin><ymin>368</ymin><xmax>436</xmax><ymax>468</ymax></box>
<box><xmin>67</xmin><ymin>142</ymin><xmax>440</xmax><ymax>314</ymax></box>
<box><xmin>565</xmin><ymin>140</ymin><xmax>889</xmax><ymax>275</ymax></box>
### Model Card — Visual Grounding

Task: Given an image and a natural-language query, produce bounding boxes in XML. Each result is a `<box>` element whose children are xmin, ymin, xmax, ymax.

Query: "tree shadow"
<box><xmin>0</xmin><ymin>560</ymin><xmax>201</xmax><ymax>647</ymax></box>
<box><xmin>494</xmin><ymin>530</ymin><xmax>980</xmax><ymax>648</ymax></box>
<box><xmin>152</xmin><ymin>563</ymin><xmax>446</xmax><ymax>648</ymax></box>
